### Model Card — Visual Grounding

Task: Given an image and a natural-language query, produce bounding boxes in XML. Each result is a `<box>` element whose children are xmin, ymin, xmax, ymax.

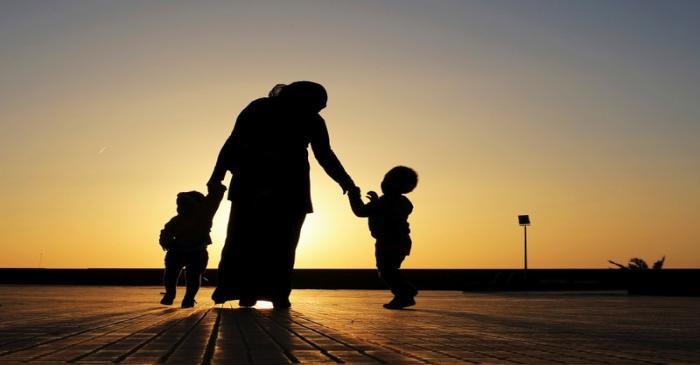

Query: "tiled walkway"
<box><xmin>0</xmin><ymin>286</ymin><xmax>698</xmax><ymax>364</ymax></box>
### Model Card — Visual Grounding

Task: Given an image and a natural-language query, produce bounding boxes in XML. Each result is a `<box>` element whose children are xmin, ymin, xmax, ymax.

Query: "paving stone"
<box><xmin>0</xmin><ymin>287</ymin><xmax>699</xmax><ymax>364</ymax></box>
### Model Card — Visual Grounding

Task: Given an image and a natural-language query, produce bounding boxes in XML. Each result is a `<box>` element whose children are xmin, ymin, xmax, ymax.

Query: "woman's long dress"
<box><xmin>210</xmin><ymin>97</ymin><xmax>353</xmax><ymax>302</ymax></box>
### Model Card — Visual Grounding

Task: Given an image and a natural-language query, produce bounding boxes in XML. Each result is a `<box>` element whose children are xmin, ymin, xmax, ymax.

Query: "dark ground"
<box><xmin>1</xmin><ymin>286</ymin><xmax>699</xmax><ymax>364</ymax></box>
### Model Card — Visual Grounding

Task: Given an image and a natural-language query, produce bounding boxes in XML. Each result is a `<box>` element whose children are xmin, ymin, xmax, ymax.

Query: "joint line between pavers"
<box><xmin>27</xmin><ymin>308</ymin><xmax>178</xmax><ymax>362</ymax></box>
<box><xmin>259</xmin><ymin>311</ymin><xmax>344</xmax><ymax>364</ymax></box>
<box><xmin>231</xmin><ymin>307</ymin><xmax>255</xmax><ymax>364</ymax></box>
<box><xmin>112</xmin><ymin>309</ymin><xmax>203</xmax><ymax>363</ymax></box>
<box><xmin>66</xmin><ymin>308</ymin><xmax>186</xmax><ymax>363</ymax></box>
<box><xmin>0</xmin><ymin>307</ymin><xmax>165</xmax><ymax>358</ymax></box>
<box><xmin>292</xmin><ymin>311</ymin><xmax>512</xmax><ymax>365</ymax></box>
<box><xmin>109</xmin><ymin>309</ymin><xmax>203</xmax><ymax>363</ymax></box>
<box><xmin>365</xmin><ymin>329</ymin><xmax>564</xmax><ymax>365</ymax></box>
<box><xmin>280</xmin><ymin>311</ymin><xmax>392</xmax><ymax>364</ymax></box>
<box><xmin>250</xmin><ymin>310</ymin><xmax>301</xmax><ymax>363</ymax></box>
<box><xmin>157</xmin><ymin>308</ymin><xmax>212</xmax><ymax>363</ymax></box>
<box><xmin>200</xmin><ymin>307</ymin><xmax>222</xmax><ymax>365</ymax></box>
<box><xmin>482</xmin><ymin>332</ymin><xmax>664</xmax><ymax>364</ymax></box>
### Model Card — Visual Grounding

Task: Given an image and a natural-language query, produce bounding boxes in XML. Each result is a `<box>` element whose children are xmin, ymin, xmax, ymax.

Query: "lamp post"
<box><xmin>518</xmin><ymin>215</ymin><xmax>530</xmax><ymax>282</ymax></box>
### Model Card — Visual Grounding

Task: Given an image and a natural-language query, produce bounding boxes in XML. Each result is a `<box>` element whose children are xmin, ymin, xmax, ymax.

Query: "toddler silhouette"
<box><xmin>348</xmin><ymin>166</ymin><xmax>418</xmax><ymax>309</ymax></box>
<box><xmin>159</xmin><ymin>183</ymin><xmax>226</xmax><ymax>307</ymax></box>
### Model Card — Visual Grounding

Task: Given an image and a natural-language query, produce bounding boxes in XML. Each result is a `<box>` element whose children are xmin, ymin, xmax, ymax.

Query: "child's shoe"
<box><xmin>181</xmin><ymin>297</ymin><xmax>196</xmax><ymax>308</ymax></box>
<box><xmin>383</xmin><ymin>296</ymin><xmax>416</xmax><ymax>310</ymax></box>
<box><xmin>160</xmin><ymin>292</ymin><xmax>175</xmax><ymax>305</ymax></box>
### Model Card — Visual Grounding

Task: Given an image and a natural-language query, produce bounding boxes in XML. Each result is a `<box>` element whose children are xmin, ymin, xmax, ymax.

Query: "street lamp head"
<box><xmin>518</xmin><ymin>215</ymin><xmax>530</xmax><ymax>226</ymax></box>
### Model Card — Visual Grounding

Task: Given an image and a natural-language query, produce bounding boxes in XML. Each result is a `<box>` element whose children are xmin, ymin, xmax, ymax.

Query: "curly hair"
<box><xmin>385</xmin><ymin>166</ymin><xmax>418</xmax><ymax>194</ymax></box>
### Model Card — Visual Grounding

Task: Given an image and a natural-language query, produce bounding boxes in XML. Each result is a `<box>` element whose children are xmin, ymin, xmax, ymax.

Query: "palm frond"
<box><xmin>652</xmin><ymin>256</ymin><xmax>665</xmax><ymax>270</ymax></box>
<box><xmin>608</xmin><ymin>260</ymin><xmax>628</xmax><ymax>270</ymax></box>
<box><xmin>629</xmin><ymin>257</ymin><xmax>649</xmax><ymax>270</ymax></box>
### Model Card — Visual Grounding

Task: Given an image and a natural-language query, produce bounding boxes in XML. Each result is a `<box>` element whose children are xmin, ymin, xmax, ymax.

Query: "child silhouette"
<box><xmin>348</xmin><ymin>166</ymin><xmax>418</xmax><ymax>309</ymax></box>
<box><xmin>159</xmin><ymin>183</ymin><xmax>226</xmax><ymax>308</ymax></box>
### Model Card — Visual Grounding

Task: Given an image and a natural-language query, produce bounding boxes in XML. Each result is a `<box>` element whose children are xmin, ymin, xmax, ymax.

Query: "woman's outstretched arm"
<box><xmin>310</xmin><ymin>116</ymin><xmax>355</xmax><ymax>193</ymax></box>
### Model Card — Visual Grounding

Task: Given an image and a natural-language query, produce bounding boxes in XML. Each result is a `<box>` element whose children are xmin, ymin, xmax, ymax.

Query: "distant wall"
<box><xmin>3</xmin><ymin>269</ymin><xmax>698</xmax><ymax>294</ymax></box>
<box><xmin>0</xmin><ymin>268</ymin><xmax>668</xmax><ymax>290</ymax></box>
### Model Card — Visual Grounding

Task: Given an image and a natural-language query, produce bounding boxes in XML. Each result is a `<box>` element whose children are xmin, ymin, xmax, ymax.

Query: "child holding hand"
<box><xmin>348</xmin><ymin>166</ymin><xmax>418</xmax><ymax>309</ymax></box>
<box><xmin>159</xmin><ymin>183</ymin><xmax>226</xmax><ymax>308</ymax></box>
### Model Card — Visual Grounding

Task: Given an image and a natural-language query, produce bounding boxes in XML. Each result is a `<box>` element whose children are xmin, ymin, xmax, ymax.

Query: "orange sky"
<box><xmin>2</xmin><ymin>1</ymin><xmax>699</xmax><ymax>268</ymax></box>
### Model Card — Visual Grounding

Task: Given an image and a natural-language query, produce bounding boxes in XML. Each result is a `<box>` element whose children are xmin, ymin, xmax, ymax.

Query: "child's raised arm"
<box><xmin>348</xmin><ymin>186</ymin><xmax>371</xmax><ymax>217</ymax></box>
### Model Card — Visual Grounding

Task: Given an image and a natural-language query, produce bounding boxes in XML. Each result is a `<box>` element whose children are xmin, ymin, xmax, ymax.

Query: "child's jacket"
<box><xmin>349</xmin><ymin>191</ymin><xmax>413</xmax><ymax>255</ymax></box>
<box><xmin>160</xmin><ymin>187</ymin><xmax>225</xmax><ymax>252</ymax></box>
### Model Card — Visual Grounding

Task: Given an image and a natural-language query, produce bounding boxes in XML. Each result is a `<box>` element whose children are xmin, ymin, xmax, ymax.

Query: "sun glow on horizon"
<box><xmin>1</xmin><ymin>1</ymin><xmax>700</xmax><ymax>269</ymax></box>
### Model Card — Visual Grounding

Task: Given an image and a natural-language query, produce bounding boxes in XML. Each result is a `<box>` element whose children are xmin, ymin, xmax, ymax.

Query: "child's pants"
<box><xmin>375</xmin><ymin>250</ymin><xmax>417</xmax><ymax>299</ymax></box>
<box><xmin>164</xmin><ymin>249</ymin><xmax>208</xmax><ymax>300</ymax></box>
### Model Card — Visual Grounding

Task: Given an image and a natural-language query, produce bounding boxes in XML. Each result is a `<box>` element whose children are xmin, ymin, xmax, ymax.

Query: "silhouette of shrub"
<box><xmin>608</xmin><ymin>256</ymin><xmax>665</xmax><ymax>270</ymax></box>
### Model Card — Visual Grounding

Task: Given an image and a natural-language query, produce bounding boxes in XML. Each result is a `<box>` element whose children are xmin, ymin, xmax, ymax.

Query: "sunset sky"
<box><xmin>2</xmin><ymin>1</ymin><xmax>699</xmax><ymax>269</ymax></box>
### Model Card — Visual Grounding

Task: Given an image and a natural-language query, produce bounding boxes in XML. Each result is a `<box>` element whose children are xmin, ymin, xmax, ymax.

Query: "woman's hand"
<box><xmin>207</xmin><ymin>177</ymin><xmax>222</xmax><ymax>190</ymax></box>
<box><xmin>207</xmin><ymin>181</ymin><xmax>227</xmax><ymax>195</ymax></box>
<box><xmin>340</xmin><ymin>178</ymin><xmax>356</xmax><ymax>195</ymax></box>
<box><xmin>347</xmin><ymin>185</ymin><xmax>361</xmax><ymax>196</ymax></box>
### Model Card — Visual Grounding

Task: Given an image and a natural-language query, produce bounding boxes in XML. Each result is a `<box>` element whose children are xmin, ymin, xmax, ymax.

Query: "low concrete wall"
<box><xmin>2</xmin><ymin>268</ymin><xmax>698</xmax><ymax>292</ymax></box>
<box><xmin>0</xmin><ymin>268</ymin><xmax>672</xmax><ymax>290</ymax></box>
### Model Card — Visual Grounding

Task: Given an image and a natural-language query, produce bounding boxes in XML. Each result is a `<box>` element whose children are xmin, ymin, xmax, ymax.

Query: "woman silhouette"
<box><xmin>208</xmin><ymin>81</ymin><xmax>355</xmax><ymax>308</ymax></box>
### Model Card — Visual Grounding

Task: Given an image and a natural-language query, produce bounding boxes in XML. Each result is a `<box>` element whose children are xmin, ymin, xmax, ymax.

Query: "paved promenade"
<box><xmin>0</xmin><ymin>286</ymin><xmax>698</xmax><ymax>364</ymax></box>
